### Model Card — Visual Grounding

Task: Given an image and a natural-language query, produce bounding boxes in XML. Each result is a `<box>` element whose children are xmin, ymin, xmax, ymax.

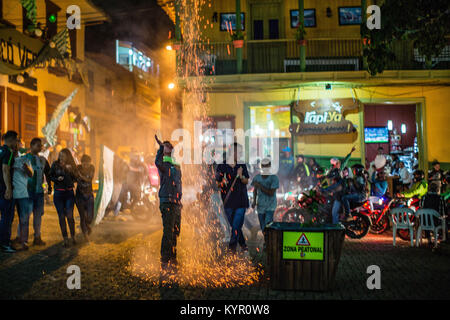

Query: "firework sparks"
<box><xmin>128</xmin><ymin>0</ymin><xmax>264</xmax><ymax>289</ymax></box>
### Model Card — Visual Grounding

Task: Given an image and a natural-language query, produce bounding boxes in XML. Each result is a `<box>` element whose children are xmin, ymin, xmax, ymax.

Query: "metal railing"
<box><xmin>177</xmin><ymin>38</ymin><xmax>449</xmax><ymax>76</ymax></box>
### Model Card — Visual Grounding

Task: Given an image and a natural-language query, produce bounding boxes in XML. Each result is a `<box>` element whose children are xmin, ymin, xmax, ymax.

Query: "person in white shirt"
<box><xmin>12</xmin><ymin>155</ymin><xmax>33</xmax><ymax>250</ymax></box>
<box><xmin>399</xmin><ymin>161</ymin><xmax>412</xmax><ymax>191</ymax></box>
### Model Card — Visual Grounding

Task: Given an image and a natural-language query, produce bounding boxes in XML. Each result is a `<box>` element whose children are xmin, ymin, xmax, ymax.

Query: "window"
<box><xmin>45</xmin><ymin>0</ymin><xmax>61</xmax><ymax>39</ymax></box>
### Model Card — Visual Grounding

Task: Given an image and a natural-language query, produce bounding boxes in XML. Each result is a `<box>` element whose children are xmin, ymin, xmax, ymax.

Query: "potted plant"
<box><xmin>295</xmin><ymin>24</ymin><xmax>307</xmax><ymax>46</ymax></box>
<box><xmin>266</xmin><ymin>189</ymin><xmax>345</xmax><ymax>291</ymax></box>
<box><xmin>231</xmin><ymin>31</ymin><xmax>245</xmax><ymax>48</ymax></box>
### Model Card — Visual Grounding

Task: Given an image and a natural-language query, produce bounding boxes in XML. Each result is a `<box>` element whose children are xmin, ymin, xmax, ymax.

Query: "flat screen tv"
<box><xmin>364</xmin><ymin>127</ymin><xmax>389</xmax><ymax>144</ymax></box>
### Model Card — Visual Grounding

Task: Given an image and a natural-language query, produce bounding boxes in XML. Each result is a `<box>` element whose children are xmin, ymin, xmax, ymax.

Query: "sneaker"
<box><xmin>1</xmin><ymin>245</ymin><xmax>16</xmax><ymax>253</ymax></box>
<box><xmin>33</xmin><ymin>237</ymin><xmax>46</xmax><ymax>246</ymax></box>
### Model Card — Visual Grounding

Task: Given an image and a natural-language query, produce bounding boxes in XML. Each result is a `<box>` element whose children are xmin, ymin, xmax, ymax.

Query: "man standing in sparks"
<box><xmin>216</xmin><ymin>142</ymin><xmax>250</xmax><ymax>254</ymax></box>
<box><xmin>154</xmin><ymin>135</ymin><xmax>182</xmax><ymax>271</ymax></box>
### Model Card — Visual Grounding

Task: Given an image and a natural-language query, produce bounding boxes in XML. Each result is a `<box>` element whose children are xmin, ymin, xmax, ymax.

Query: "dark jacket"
<box><xmin>155</xmin><ymin>146</ymin><xmax>182</xmax><ymax>205</ymax></box>
<box><xmin>49</xmin><ymin>161</ymin><xmax>78</xmax><ymax>190</ymax></box>
<box><xmin>215</xmin><ymin>163</ymin><xmax>250</xmax><ymax>209</ymax></box>
<box><xmin>76</xmin><ymin>164</ymin><xmax>95</xmax><ymax>196</ymax></box>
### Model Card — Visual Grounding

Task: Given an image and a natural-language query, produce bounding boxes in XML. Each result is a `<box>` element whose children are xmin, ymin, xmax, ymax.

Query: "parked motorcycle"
<box><xmin>275</xmin><ymin>190</ymin><xmax>370</xmax><ymax>239</ymax></box>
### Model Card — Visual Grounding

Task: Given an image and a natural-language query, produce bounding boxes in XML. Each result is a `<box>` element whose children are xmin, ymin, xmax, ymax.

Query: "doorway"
<box><xmin>363</xmin><ymin>104</ymin><xmax>419</xmax><ymax>195</ymax></box>
<box><xmin>249</xmin><ymin>1</ymin><xmax>285</xmax><ymax>73</ymax></box>
<box><xmin>6</xmin><ymin>88</ymin><xmax>38</xmax><ymax>146</ymax></box>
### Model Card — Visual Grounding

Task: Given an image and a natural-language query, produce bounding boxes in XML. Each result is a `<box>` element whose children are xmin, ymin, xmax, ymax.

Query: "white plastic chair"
<box><xmin>391</xmin><ymin>207</ymin><xmax>416</xmax><ymax>247</ymax></box>
<box><xmin>415</xmin><ymin>209</ymin><xmax>446</xmax><ymax>248</ymax></box>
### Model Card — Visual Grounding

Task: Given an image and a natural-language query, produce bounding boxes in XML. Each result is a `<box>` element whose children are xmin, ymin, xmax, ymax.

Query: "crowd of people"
<box><xmin>0</xmin><ymin>130</ymin><xmax>95</xmax><ymax>253</ymax></box>
<box><xmin>154</xmin><ymin>137</ymin><xmax>450</xmax><ymax>269</ymax></box>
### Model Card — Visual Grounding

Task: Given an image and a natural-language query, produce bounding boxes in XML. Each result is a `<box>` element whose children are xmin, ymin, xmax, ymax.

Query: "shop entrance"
<box><xmin>363</xmin><ymin>104</ymin><xmax>419</xmax><ymax>195</ymax></box>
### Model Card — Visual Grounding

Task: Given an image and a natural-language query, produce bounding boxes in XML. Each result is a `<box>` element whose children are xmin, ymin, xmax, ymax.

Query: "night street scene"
<box><xmin>0</xmin><ymin>0</ymin><xmax>450</xmax><ymax>315</ymax></box>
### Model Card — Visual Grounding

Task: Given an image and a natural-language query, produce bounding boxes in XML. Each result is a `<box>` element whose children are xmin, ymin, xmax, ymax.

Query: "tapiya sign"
<box><xmin>289</xmin><ymin>98</ymin><xmax>359</xmax><ymax>135</ymax></box>
<box><xmin>0</xmin><ymin>25</ymin><xmax>61</xmax><ymax>75</ymax></box>
<box><xmin>282</xmin><ymin>231</ymin><xmax>324</xmax><ymax>260</ymax></box>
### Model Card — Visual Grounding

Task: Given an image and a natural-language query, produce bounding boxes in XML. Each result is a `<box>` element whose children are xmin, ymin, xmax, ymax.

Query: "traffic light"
<box><xmin>48</xmin><ymin>13</ymin><xmax>57</xmax><ymax>24</ymax></box>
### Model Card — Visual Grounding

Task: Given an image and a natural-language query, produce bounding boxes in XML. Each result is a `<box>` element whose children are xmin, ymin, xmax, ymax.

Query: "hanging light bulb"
<box><xmin>16</xmin><ymin>74</ymin><xmax>25</xmax><ymax>84</ymax></box>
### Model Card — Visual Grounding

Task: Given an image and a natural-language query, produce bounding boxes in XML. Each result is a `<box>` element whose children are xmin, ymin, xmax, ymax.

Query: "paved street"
<box><xmin>1</xmin><ymin>205</ymin><xmax>449</xmax><ymax>300</ymax></box>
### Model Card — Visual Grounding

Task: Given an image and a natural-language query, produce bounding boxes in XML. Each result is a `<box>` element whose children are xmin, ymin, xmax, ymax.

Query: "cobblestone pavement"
<box><xmin>1</xmin><ymin>205</ymin><xmax>449</xmax><ymax>300</ymax></box>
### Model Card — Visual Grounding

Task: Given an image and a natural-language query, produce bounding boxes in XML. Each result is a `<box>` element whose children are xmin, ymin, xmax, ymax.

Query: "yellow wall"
<box><xmin>0</xmin><ymin>0</ymin><xmax>104</xmax><ymax>147</ymax></box>
<box><xmin>200</xmin><ymin>82</ymin><xmax>450</xmax><ymax>165</ymax></box>
<box><xmin>197</xmin><ymin>0</ymin><xmax>373</xmax><ymax>42</ymax></box>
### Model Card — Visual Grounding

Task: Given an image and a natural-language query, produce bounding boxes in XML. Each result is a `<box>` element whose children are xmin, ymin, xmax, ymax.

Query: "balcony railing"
<box><xmin>177</xmin><ymin>38</ymin><xmax>450</xmax><ymax>76</ymax></box>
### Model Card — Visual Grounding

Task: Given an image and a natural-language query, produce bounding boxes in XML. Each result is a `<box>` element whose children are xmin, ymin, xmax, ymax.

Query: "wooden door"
<box><xmin>7</xmin><ymin>89</ymin><xmax>21</xmax><ymax>135</ymax></box>
<box><xmin>21</xmin><ymin>94</ymin><xmax>38</xmax><ymax>144</ymax></box>
<box><xmin>7</xmin><ymin>89</ymin><xmax>38</xmax><ymax>146</ymax></box>
<box><xmin>249</xmin><ymin>1</ymin><xmax>285</xmax><ymax>73</ymax></box>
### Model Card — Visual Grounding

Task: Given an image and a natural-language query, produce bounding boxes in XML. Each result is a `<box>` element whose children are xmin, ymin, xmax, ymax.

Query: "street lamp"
<box><xmin>166</xmin><ymin>45</ymin><xmax>173</xmax><ymax>51</ymax></box>
<box><xmin>168</xmin><ymin>82</ymin><xmax>175</xmax><ymax>90</ymax></box>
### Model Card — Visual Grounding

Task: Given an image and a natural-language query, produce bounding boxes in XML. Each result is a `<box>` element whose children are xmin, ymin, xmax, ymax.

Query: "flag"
<box><xmin>21</xmin><ymin>0</ymin><xmax>37</xmax><ymax>29</ymax></box>
<box><xmin>93</xmin><ymin>145</ymin><xmax>115</xmax><ymax>225</ymax></box>
<box><xmin>52</xmin><ymin>28</ymin><xmax>72</xmax><ymax>58</ymax></box>
<box><xmin>42</xmin><ymin>88</ymin><xmax>78</xmax><ymax>147</ymax></box>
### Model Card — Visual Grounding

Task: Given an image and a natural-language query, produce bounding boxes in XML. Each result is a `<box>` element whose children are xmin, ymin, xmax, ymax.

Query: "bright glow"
<box><xmin>268</xmin><ymin>120</ymin><xmax>274</xmax><ymax>131</ymax></box>
<box><xmin>168</xmin><ymin>82</ymin><xmax>175</xmax><ymax>90</ymax></box>
<box><xmin>387</xmin><ymin>120</ymin><xmax>393</xmax><ymax>131</ymax></box>
<box><xmin>401</xmin><ymin>123</ymin><xmax>407</xmax><ymax>134</ymax></box>
<box><xmin>166</xmin><ymin>45</ymin><xmax>173</xmax><ymax>51</ymax></box>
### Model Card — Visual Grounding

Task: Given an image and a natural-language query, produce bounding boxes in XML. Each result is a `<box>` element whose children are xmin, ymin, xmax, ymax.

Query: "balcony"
<box><xmin>177</xmin><ymin>38</ymin><xmax>450</xmax><ymax>76</ymax></box>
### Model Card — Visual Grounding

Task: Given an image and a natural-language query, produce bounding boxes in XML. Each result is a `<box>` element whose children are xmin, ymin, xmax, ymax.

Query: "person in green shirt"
<box><xmin>330</xmin><ymin>146</ymin><xmax>356</xmax><ymax>174</ymax></box>
<box><xmin>397</xmin><ymin>170</ymin><xmax>428</xmax><ymax>199</ymax></box>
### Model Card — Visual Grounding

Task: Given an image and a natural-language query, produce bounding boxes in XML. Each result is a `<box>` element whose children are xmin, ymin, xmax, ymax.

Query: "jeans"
<box><xmin>257</xmin><ymin>210</ymin><xmax>274</xmax><ymax>232</ymax></box>
<box><xmin>16</xmin><ymin>198</ymin><xmax>33</xmax><ymax>244</ymax></box>
<box><xmin>0</xmin><ymin>197</ymin><xmax>15</xmax><ymax>246</ymax></box>
<box><xmin>75</xmin><ymin>192</ymin><xmax>94</xmax><ymax>235</ymax></box>
<box><xmin>160</xmin><ymin>202</ymin><xmax>181</xmax><ymax>264</ymax></box>
<box><xmin>342</xmin><ymin>193</ymin><xmax>366</xmax><ymax>215</ymax></box>
<box><xmin>53</xmin><ymin>190</ymin><xmax>75</xmax><ymax>239</ymax></box>
<box><xmin>224</xmin><ymin>207</ymin><xmax>247</xmax><ymax>251</ymax></box>
<box><xmin>332</xmin><ymin>200</ymin><xmax>342</xmax><ymax>224</ymax></box>
<box><xmin>30</xmin><ymin>192</ymin><xmax>44</xmax><ymax>239</ymax></box>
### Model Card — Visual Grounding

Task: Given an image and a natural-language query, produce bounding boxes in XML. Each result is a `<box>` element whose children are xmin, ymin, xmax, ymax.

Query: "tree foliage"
<box><xmin>362</xmin><ymin>0</ymin><xmax>450</xmax><ymax>75</ymax></box>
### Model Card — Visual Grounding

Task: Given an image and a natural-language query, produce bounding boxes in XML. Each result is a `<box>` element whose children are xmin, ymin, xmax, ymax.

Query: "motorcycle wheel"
<box><xmin>369</xmin><ymin>215</ymin><xmax>390</xmax><ymax>234</ymax></box>
<box><xmin>345</xmin><ymin>213</ymin><xmax>370</xmax><ymax>239</ymax></box>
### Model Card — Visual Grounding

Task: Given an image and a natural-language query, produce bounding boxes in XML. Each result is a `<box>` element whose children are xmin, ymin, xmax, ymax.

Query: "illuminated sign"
<box><xmin>116</xmin><ymin>40</ymin><xmax>152</xmax><ymax>73</ymax></box>
<box><xmin>289</xmin><ymin>98</ymin><xmax>359</xmax><ymax>135</ymax></box>
<box><xmin>283</xmin><ymin>231</ymin><xmax>324</xmax><ymax>260</ymax></box>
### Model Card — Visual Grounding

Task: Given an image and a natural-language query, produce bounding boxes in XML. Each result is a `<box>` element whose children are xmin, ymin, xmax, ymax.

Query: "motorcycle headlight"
<box><xmin>378</xmin><ymin>198</ymin><xmax>383</xmax><ymax>205</ymax></box>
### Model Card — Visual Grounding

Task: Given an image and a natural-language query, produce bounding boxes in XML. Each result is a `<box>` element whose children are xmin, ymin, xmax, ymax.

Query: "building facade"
<box><xmin>0</xmin><ymin>0</ymin><xmax>107</xmax><ymax>155</ymax></box>
<box><xmin>159</xmin><ymin>0</ymin><xmax>450</xmax><ymax>173</ymax></box>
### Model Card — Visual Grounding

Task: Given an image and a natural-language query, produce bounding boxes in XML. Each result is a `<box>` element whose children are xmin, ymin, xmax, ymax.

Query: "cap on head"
<box><xmin>261</xmin><ymin>157</ymin><xmax>271</xmax><ymax>167</ymax></box>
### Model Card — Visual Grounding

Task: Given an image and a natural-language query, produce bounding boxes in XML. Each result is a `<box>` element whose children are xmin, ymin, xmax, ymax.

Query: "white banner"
<box><xmin>93</xmin><ymin>145</ymin><xmax>114</xmax><ymax>225</ymax></box>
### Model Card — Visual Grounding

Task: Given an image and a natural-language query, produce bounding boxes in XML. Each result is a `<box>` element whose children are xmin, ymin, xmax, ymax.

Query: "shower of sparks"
<box><xmin>127</xmin><ymin>0</ymin><xmax>264</xmax><ymax>288</ymax></box>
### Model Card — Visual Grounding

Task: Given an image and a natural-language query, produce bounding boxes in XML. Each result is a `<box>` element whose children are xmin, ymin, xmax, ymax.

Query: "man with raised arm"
<box><xmin>155</xmin><ymin>135</ymin><xmax>182</xmax><ymax>271</ymax></box>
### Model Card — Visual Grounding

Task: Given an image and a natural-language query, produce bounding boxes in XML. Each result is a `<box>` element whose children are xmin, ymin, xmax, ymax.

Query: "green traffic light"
<box><xmin>48</xmin><ymin>14</ymin><xmax>56</xmax><ymax>23</ymax></box>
